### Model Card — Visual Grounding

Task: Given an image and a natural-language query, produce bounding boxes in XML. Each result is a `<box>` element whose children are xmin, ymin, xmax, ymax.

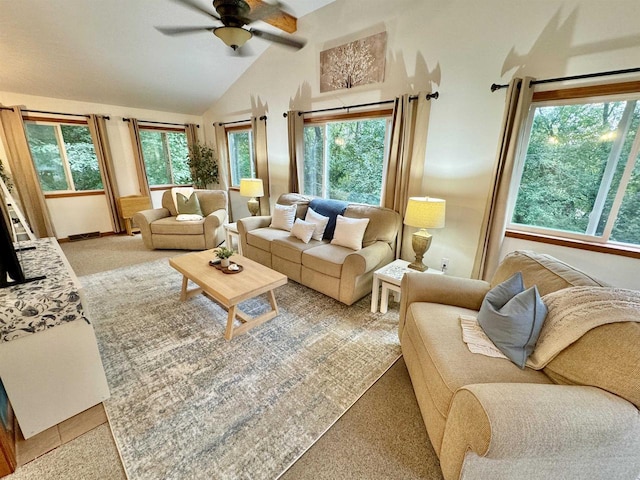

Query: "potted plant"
<box><xmin>188</xmin><ymin>142</ymin><xmax>219</xmax><ymax>189</ymax></box>
<box><xmin>215</xmin><ymin>246</ymin><xmax>235</xmax><ymax>267</ymax></box>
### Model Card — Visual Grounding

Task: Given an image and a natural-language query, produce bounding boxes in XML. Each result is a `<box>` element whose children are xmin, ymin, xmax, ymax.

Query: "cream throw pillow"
<box><xmin>270</xmin><ymin>203</ymin><xmax>297</xmax><ymax>231</ymax></box>
<box><xmin>304</xmin><ymin>207</ymin><xmax>330</xmax><ymax>241</ymax></box>
<box><xmin>330</xmin><ymin>215</ymin><xmax>369</xmax><ymax>250</ymax></box>
<box><xmin>290</xmin><ymin>218</ymin><xmax>316</xmax><ymax>243</ymax></box>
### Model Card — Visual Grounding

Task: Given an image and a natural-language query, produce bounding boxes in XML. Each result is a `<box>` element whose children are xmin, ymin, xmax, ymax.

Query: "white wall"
<box><xmin>0</xmin><ymin>92</ymin><xmax>203</xmax><ymax>238</ymax></box>
<box><xmin>202</xmin><ymin>0</ymin><xmax>640</xmax><ymax>286</ymax></box>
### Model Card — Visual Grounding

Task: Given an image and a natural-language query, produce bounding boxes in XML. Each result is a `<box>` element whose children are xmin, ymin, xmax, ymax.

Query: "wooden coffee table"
<box><xmin>169</xmin><ymin>251</ymin><xmax>287</xmax><ymax>340</ymax></box>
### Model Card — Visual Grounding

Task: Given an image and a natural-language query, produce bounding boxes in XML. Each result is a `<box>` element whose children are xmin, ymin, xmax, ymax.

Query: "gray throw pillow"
<box><xmin>176</xmin><ymin>192</ymin><xmax>203</xmax><ymax>216</ymax></box>
<box><xmin>478</xmin><ymin>272</ymin><xmax>547</xmax><ymax>369</ymax></box>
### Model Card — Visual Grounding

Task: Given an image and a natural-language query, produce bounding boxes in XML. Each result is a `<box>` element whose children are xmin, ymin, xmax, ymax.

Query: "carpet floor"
<box><xmin>82</xmin><ymin>258</ymin><xmax>404</xmax><ymax>479</ymax></box>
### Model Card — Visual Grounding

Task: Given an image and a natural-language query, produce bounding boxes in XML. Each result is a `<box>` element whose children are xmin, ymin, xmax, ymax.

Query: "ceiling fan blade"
<box><xmin>155</xmin><ymin>26</ymin><xmax>215</xmax><ymax>36</ymax></box>
<box><xmin>167</xmin><ymin>0</ymin><xmax>221</xmax><ymax>21</ymax></box>
<box><xmin>250</xmin><ymin>28</ymin><xmax>305</xmax><ymax>50</ymax></box>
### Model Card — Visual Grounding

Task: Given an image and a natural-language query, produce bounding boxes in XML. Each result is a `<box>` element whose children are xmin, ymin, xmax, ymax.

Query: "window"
<box><xmin>24</xmin><ymin>120</ymin><xmax>103</xmax><ymax>192</ymax></box>
<box><xmin>139</xmin><ymin>128</ymin><xmax>191</xmax><ymax>186</ymax></box>
<box><xmin>226</xmin><ymin>126</ymin><xmax>254</xmax><ymax>187</ymax></box>
<box><xmin>509</xmin><ymin>88</ymin><xmax>640</xmax><ymax>248</ymax></box>
<box><xmin>302</xmin><ymin>111</ymin><xmax>392</xmax><ymax>206</ymax></box>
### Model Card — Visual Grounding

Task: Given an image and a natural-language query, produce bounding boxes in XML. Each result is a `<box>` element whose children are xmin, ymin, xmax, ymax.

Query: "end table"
<box><xmin>223</xmin><ymin>222</ymin><xmax>242</xmax><ymax>255</ymax></box>
<box><xmin>371</xmin><ymin>259</ymin><xmax>444</xmax><ymax>313</ymax></box>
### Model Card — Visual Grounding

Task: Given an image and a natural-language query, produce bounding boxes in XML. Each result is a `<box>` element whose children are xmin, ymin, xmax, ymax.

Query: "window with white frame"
<box><xmin>139</xmin><ymin>127</ymin><xmax>191</xmax><ymax>187</ymax></box>
<box><xmin>226</xmin><ymin>126</ymin><xmax>255</xmax><ymax>188</ymax></box>
<box><xmin>302</xmin><ymin>111</ymin><xmax>392</xmax><ymax>206</ymax></box>
<box><xmin>508</xmin><ymin>88</ymin><xmax>640</xmax><ymax>248</ymax></box>
<box><xmin>24</xmin><ymin>120</ymin><xmax>103</xmax><ymax>192</ymax></box>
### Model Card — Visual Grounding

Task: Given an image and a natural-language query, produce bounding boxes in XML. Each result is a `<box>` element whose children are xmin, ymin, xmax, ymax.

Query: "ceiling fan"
<box><xmin>157</xmin><ymin>0</ymin><xmax>306</xmax><ymax>52</ymax></box>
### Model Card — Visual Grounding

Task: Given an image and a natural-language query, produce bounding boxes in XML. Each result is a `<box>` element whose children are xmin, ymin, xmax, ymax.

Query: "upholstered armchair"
<box><xmin>134</xmin><ymin>189</ymin><xmax>228</xmax><ymax>250</ymax></box>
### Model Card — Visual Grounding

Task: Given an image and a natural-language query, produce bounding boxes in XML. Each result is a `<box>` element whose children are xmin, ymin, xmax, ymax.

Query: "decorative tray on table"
<box><xmin>209</xmin><ymin>260</ymin><xmax>243</xmax><ymax>274</ymax></box>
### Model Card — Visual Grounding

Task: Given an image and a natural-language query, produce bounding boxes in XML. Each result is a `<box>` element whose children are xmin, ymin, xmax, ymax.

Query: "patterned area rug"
<box><xmin>81</xmin><ymin>259</ymin><xmax>401</xmax><ymax>480</ymax></box>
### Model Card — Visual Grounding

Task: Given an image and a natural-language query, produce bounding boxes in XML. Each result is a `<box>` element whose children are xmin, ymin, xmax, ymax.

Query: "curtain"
<box><xmin>185</xmin><ymin>123</ymin><xmax>199</xmax><ymax>149</ymax></box>
<box><xmin>0</xmin><ymin>106</ymin><xmax>56</xmax><ymax>238</ymax></box>
<box><xmin>286</xmin><ymin>110</ymin><xmax>304</xmax><ymax>193</ymax></box>
<box><xmin>252</xmin><ymin>116</ymin><xmax>270</xmax><ymax>215</ymax></box>
<box><xmin>127</xmin><ymin>118</ymin><xmax>151</xmax><ymax>197</ymax></box>
<box><xmin>88</xmin><ymin>114</ymin><xmax>123</xmax><ymax>233</ymax></box>
<box><xmin>382</xmin><ymin>93</ymin><xmax>431</xmax><ymax>258</ymax></box>
<box><xmin>213</xmin><ymin>123</ymin><xmax>230</xmax><ymax>192</ymax></box>
<box><xmin>472</xmin><ymin>77</ymin><xmax>535</xmax><ymax>280</ymax></box>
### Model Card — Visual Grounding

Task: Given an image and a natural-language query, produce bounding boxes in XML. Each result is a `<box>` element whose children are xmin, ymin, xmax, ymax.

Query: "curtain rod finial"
<box><xmin>283</xmin><ymin>112</ymin><xmax>288</xmax><ymax>118</ymax></box>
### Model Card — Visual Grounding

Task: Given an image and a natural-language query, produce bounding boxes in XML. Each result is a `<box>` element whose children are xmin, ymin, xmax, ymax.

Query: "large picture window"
<box><xmin>226</xmin><ymin>126</ymin><xmax>254</xmax><ymax>188</ymax></box>
<box><xmin>302</xmin><ymin>111</ymin><xmax>392</xmax><ymax>206</ymax></box>
<box><xmin>139</xmin><ymin>127</ymin><xmax>191</xmax><ymax>186</ymax></box>
<box><xmin>509</xmin><ymin>87</ymin><xmax>640</xmax><ymax>248</ymax></box>
<box><xmin>24</xmin><ymin>120</ymin><xmax>103</xmax><ymax>192</ymax></box>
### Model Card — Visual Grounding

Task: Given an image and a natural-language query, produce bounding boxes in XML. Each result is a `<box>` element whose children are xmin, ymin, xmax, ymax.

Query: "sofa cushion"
<box><xmin>150</xmin><ymin>216</ymin><xmax>204</xmax><ymax>235</ymax></box>
<box><xmin>331</xmin><ymin>215</ymin><xmax>369</xmax><ymax>250</ymax></box>
<box><xmin>477</xmin><ymin>272</ymin><xmax>547</xmax><ymax>368</ymax></box>
<box><xmin>403</xmin><ymin>302</ymin><xmax>552</xmax><ymax>419</ymax></box>
<box><xmin>175</xmin><ymin>192</ymin><xmax>203</xmax><ymax>216</ymax></box>
<box><xmin>544</xmin><ymin>322</ymin><xmax>640</xmax><ymax>408</ymax></box>
<box><xmin>276</xmin><ymin>193</ymin><xmax>311</xmax><ymax>219</ymax></box>
<box><xmin>309</xmin><ymin>198</ymin><xmax>348</xmax><ymax>240</ymax></box>
<box><xmin>344</xmin><ymin>204</ymin><xmax>400</xmax><ymax>247</ymax></box>
<box><xmin>305</xmin><ymin>208</ymin><xmax>330</xmax><ymax>241</ymax></box>
<box><xmin>491</xmin><ymin>250</ymin><xmax>607</xmax><ymax>296</ymax></box>
<box><xmin>302</xmin><ymin>243</ymin><xmax>354</xmax><ymax>278</ymax></box>
<box><xmin>272</xmin><ymin>236</ymin><xmax>325</xmax><ymax>263</ymax></box>
<box><xmin>246</xmin><ymin>227</ymin><xmax>290</xmax><ymax>252</ymax></box>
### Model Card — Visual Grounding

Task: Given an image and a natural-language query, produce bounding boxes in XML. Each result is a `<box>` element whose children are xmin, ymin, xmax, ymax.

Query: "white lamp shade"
<box><xmin>239</xmin><ymin>178</ymin><xmax>264</xmax><ymax>198</ymax></box>
<box><xmin>404</xmin><ymin>197</ymin><xmax>446</xmax><ymax>229</ymax></box>
<box><xmin>214</xmin><ymin>27</ymin><xmax>252</xmax><ymax>50</ymax></box>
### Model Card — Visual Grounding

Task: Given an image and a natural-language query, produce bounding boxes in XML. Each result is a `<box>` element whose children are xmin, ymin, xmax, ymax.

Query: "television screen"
<box><xmin>0</xmin><ymin>186</ymin><xmax>26</xmax><ymax>287</ymax></box>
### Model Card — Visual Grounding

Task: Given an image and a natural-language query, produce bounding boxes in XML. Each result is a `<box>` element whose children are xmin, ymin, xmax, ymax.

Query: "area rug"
<box><xmin>81</xmin><ymin>259</ymin><xmax>401</xmax><ymax>480</ymax></box>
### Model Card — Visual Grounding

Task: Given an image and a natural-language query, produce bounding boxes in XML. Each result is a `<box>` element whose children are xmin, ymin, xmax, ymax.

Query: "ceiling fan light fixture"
<box><xmin>214</xmin><ymin>26</ymin><xmax>252</xmax><ymax>50</ymax></box>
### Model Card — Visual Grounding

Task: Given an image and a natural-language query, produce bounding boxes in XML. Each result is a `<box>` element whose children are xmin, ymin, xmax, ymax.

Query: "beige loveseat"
<box><xmin>237</xmin><ymin>193</ymin><xmax>401</xmax><ymax>305</ymax></box>
<box><xmin>134</xmin><ymin>189</ymin><xmax>228</xmax><ymax>250</ymax></box>
<box><xmin>399</xmin><ymin>250</ymin><xmax>640</xmax><ymax>479</ymax></box>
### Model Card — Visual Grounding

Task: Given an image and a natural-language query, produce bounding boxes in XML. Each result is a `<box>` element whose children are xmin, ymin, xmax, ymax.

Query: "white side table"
<box><xmin>371</xmin><ymin>259</ymin><xmax>444</xmax><ymax>313</ymax></box>
<box><xmin>223</xmin><ymin>222</ymin><xmax>242</xmax><ymax>255</ymax></box>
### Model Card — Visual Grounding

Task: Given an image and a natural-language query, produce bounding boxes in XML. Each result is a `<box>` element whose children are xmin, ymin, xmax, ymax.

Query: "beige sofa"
<box><xmin>237</xmin><ymin>193</ymin><xmax>401</xmax><ymax>305</ymax></box>
<box><xmin>134</xmin><ymin>189</ymin><xmax>228</xmax><ymax>250</ymax></box>
<box><xmin>399</xmin><ymin>250</ymin><xmax>640</xmax><ymax>479</ymax></box>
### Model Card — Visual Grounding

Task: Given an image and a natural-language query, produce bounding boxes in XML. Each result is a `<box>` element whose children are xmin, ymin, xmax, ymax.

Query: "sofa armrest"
<box><xmin>133</xmin><ymin>208</ymin><xmax>171</xmax><ymax>249</ymax></box>
<box><xmin>343</xmin><ymin>242</ymin><xmax>391</xmax><ymax>276</ymax></box>
<box><xmin>441</xmin><ymin>383</ymin><xmax>640</xmax><ymax>480</ymax></box>
<box><xmin>237</xmin><ymin>216</ymin><xmax>272</xmax><ymax>253</ymax></box>
<box><xmin>204</xmin><ymin>209</ymin><xmax>228</xmax><ymax>248</ymax></box>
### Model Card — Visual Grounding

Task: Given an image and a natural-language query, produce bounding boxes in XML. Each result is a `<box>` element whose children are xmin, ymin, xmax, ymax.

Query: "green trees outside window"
<box><xmin>303</xmin><ymin>117</ymin><xmax>389</xmax><ymax>206</ymax></box>
<box><xmin>227</xmin><ymin>129</ymin><xmax>254</xmax><ymax>187</ymax></box>
<box><xmin>25</xmin><ymin>122</ymin><xmax>103</xmax><ymax>192</ymax></box>
<box><xmin>512</xmin><ymin>98</ymin><xmax>640</xmax><ymax>246</ymax></box>
<box><xmin>140</xmin><ymin>129</ymin><xmax>191</xmax><ymax>186</ymax></box>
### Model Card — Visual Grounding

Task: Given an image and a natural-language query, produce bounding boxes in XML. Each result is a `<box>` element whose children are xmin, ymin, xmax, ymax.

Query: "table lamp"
<box><xmin>239</xmin><ymin>178</ymin><xmax>264</xmax><ymax>216</ymax></box>
<box><xmin>403</xmin><ymin>197</ymin><xmax>446</xmax><ymax>271</ymax></box>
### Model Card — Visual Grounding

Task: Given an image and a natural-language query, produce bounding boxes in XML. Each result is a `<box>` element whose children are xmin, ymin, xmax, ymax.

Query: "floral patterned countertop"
<box><xmin>0</xmin><ymin>238</ymin><xmax>88</xmax><ymax>343</ymax></box>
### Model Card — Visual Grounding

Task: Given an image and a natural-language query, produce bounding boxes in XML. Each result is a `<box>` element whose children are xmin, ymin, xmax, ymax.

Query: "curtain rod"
<box><xmin>216</xmin><ymin>115</ymin><xmax>267</xmax><ymax>126</ymax></box>
<box><xmin>490</xmin><ymin>66</ymin><xmax>640</xmax><ymax>92</ymax></box>
<box><xmin>282</xmin><ymin>93</ymin><xmax>439</xmax><ymax>118</ymax></box>
<box><xmin>122</xmin><ymin>118</ymin><xmax>199</xmax><ymax>128</ymax></box>
<box><xmin>0</xmin><ymin>106</ymin><xmax>111</xmax><ymax>120</ymax></box>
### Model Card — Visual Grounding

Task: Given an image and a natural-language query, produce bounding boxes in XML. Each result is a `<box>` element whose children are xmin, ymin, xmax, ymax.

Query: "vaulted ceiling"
<box><xmin>0</xmin><ymin>0</ymin><xmax>334</xmax><ymax>115</ymax></box>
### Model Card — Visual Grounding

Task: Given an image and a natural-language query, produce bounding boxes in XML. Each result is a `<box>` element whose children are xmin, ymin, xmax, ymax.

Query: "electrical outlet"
<box><xmin>441</xmin><ymin>257</ymin><xmax>450</xmax><ymax>272</ymax></box>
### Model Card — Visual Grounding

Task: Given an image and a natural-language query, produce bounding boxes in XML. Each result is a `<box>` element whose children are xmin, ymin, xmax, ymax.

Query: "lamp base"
<box><xmin>247</xmin><ymin>198</ymin><xmax>259</xmax><ymax>216</ymax></box>
<box><xmin>408</xmin><ymin>229</ymin><xmax>433</xmax><ymax>272</ymax></box>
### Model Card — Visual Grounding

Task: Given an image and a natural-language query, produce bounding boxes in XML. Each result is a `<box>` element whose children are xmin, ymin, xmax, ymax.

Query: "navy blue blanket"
<box><xmin>308</xmin><ymin>198</ymin><xmax>349</xmax><ymax>240</ymax></box>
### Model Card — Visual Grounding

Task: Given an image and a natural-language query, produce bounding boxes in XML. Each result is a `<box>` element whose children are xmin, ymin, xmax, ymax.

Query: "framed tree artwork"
<box><xmin>320</xmin><ymin>32</ymin><xmax>387</xmax><ymax>92</ymax></box>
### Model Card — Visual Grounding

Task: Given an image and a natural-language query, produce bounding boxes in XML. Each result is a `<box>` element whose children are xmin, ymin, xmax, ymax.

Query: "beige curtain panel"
<box><xmin>213</xmin><ymin>123</ymin><xmax>230</xmax><ymax>193</ymax></box>
<box><xmin>383</xmin><ymin>93</ymin><xmax>430</xmax><ymax>258</ymax></box>
<box><xmin>252</xmin><ymin>116</ymin><xmax>271</xmax><ymax>216</ymax></box>
<box><xmin>286</xmin><ymin>110</ymin><xmax>304</xmax><ymax>194</ymax></box>
<box><xmin>472</xmin><ymin>77</ymin><xmax>535</xmax><ymax>280</ymax></box>
<box><xmin>0</xmin><ymin>106</ymin><xmax>56</xmax><ymax>238</ymax></box>
<box><xmin>185</xmin><ymin>123</ymin><xmax>199</xmax><ymax>149</ymax></box>
<box><xmin>127</xmin><ymin>118</ymin><xmax>151</xmax><ymax>198</ymax></box>
<box><xmin>88</xmin><ymin>114</ymin><xmax>124</xmax><ymax>233</ymax></box>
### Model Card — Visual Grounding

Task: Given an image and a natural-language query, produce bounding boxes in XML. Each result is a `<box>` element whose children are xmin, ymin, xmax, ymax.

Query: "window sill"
<box><xmin>505</xmin><ymin>230</ymin><xmax>640</xmax><ymax>260</ymax></box>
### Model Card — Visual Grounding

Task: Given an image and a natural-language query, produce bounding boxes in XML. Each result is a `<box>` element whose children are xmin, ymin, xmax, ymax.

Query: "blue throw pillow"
<box><xmin>308</xmin><ymin>198</ymin><xmax>348</xmax><ymax>240</ymax></box>
<box><xmin>477</xmin><ymin>272</ymin><xmax>547</xmax><ymax>369</ymax></box>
